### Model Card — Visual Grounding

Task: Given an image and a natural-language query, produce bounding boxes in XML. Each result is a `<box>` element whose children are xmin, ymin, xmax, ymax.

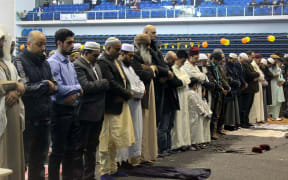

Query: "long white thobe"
<box><xmin>249</xmin><ymin>61</ymin><xmax>265</xmax><ymax>123</ymax></box>
<box><xmin>188</xmin><ymin>90</ymin><xmax>212</xmax><ymax>144</ymax></box>
<box><xmin>117</xmin><ymin>63</ymin><xmax>145</xmax><ymax>162</ymax></box>
<box><xmin>170</xmin><ymin>64</ymin><xmax>191</xmax><ymax>149</ymax></box>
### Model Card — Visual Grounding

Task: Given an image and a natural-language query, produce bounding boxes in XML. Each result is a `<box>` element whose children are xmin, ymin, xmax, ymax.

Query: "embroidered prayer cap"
<box><xmin>229</xmin><ymin>53</ymin><xmax>238</xmax><ymax>59</ymax></box>
<box><xmin>267</xmin><ymin>58</ymin><xmax>275</xmax><ymax>64</ymax></box>
<box><xmin>255</xmin><ymin>54</ymin><xmax>262</xmax><ymax>59</ymax></box>
<box><xmin>199</xmin><ymin>53</ymin><xmax>208</xmax><ymax>60</ymax></box>
<box><xmin>238</xmin><ymin>53</ymin><xmax>249</xmax><ymax>60</ymax></box>
<box><xmin>121</xmin><ymin>43</ymin><xmax>134</xmax><ymax>52</ymax></box>
<box><xmin>84</xmin><ymin>41</ymin><xmax>100</xmax><ymax>50</ymax></box>
<box><xmin>105</xmin><ymin>37</ymin><xmax>121</xmax><ymax>46</ymax></box>
<box><xmin>260</xmin><ymin>58</ymin><xmax>267</xmax><ymax>66</ymax></box>
<box><xmin>188</xmin><ymin>46</ymin><xmax>199</xmax><ymax>56</ymax></box>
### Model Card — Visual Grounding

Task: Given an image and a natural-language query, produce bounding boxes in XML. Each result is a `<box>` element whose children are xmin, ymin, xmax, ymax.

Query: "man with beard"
<box><xmin>14</xmin><ymin>31</ymin><xmax>57</xmax><ymax>180</ymax></box>
<box><xmin>206</xmin><ymin>52</ymin><xmax>230</xmax><ymax>139</ymax></box>
<box><xmin>48</xmin><ymin>29</ymin><xmax>83</xmax><ymax>180</ymax></box>
<box><xmin>117</xmin><ymin>43</ymin><xmax>145</xmax><ymax>166</ymax></box>
<box><xmin>74</xmin><ymin>41</ymin><xmax>109</xmax><ymax>180</ymax></box>
<box><xmin>131</xmin><ymin>33</ymin><xmax>158</xmax><ymax>162</ymax></box>
<box><xmin>143</xmin><ymin>25</ymin><xmax>174</xmax><ymax>145</ymax></box>
<box><xmin>238</xmin><ymin>53</ymin><xmax>259</xmax><ymax>128</ymax></box>
<box><xmin>0</xmin><ymin>25</ymin><xmax>26</xmax><ymax>180</ymax></box>
<box><xmin>97</xmin><ymin>37</ymin><xmax>134</xmax><ymax>180</ymax></box>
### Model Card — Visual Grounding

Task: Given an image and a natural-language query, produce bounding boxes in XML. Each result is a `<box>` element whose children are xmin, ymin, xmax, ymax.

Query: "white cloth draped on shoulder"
<box><xmin>249</xmin><ymin>61</ymin><xmax>265</xmax><ymax>124</ymax></box>
<box><xmin>117</xmin><ymin>63</ymin><xmax>145</xmax><ymax>162</ymax></box>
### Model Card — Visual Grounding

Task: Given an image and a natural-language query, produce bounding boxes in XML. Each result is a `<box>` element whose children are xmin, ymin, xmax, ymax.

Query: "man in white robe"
<box><xmin>117</xmin><ymin>44</ymin><xmax>145</xmax><ymax>165</ymax></box>
<box><xmin>171</xmin><ymin>50</ymin><xmax>191</xmax><ymax>150</ymax></box>
<box><xmin>268</xmin><ymin>55</ymin><xmax>285</xmax><ymax>121</ymax></box>
<box><xmin>249</xmin><ymin>54</ymin><xmax>265</xmax><ymax>124</ymax></box>
<box><xmin>182</xmin><ymin>47</ymin><xmax>207</xmax><ymax>96</ymax></box>
<box><xmin>0</xmin><ymin>25</ymin><xmax>26</xmax><ymax>180</ymax></box>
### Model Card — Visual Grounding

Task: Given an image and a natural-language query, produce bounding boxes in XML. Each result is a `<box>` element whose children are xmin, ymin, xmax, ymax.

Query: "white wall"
<box><xmin>21</xmin><ymin>22</ymin><xmax>288</xmax><ymax>36</ymax></box>
<box><xmin>0</xmin><ymin>0</ymin><xmax>15</xmax><ymax>37</ymax></box>
<box><xmin>16</xmin><ymin>0</ymin><xmax>35</xmax><ymax>12</ymax></box>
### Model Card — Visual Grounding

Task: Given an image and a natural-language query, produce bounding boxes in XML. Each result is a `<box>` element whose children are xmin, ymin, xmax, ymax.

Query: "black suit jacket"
<box><xmin>97</xmin><ymin>52</ymin><xmax>132</xmax><ymax>115</ymax></box>
<box><xmin>74</xmin><ymin>56</ymin><xmax>109</xmax><ymax>121</ymax></box>
<box><xmin>241</xmin><ymin>61</ymin><xmax>259</xmax><ymax>94</ymax></box>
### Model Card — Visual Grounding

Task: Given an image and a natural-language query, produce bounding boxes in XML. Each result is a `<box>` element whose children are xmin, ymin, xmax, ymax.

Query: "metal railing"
<box><xmin>17</xmin><ymin>5</ymin><xmax>288</xmax><ymax>21</ymax></box>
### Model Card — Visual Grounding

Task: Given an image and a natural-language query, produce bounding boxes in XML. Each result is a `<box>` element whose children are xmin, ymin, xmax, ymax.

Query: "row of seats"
<box><xmin>21</xmin><ymin>28</ymin><xmax>43</xmax><ymax>36</ymax></box>
<box><xmin>17</xmin><ymin>33</ymin><xmax>288</xmax><ymax>57</ymax></box>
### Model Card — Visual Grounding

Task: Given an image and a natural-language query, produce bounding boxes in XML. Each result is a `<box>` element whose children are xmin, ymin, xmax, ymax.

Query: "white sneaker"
<box><xmin>275</xmin><ymin>118</ymin><xmax>282</xmax><ymax>121</ymax></box>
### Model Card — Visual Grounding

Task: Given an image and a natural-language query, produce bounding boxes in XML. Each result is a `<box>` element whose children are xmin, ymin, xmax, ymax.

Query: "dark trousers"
<box><xmin>75</xmin><ymin>120</ymin><xmax>103</xmax><ymax>180</ymax></box>
<box><xmin>218</xmin><ymin>101</ymin><xmax>227</xmax><ymax>131</ymax></box>
<box><xmin>48</xmin><ymin>103</ymin><xmax>81</xmax><ymax>180</ymax></box>
<box><xmin>211</xmin><ymin>92</ymin><xmax>223</xmax><ymax>134</ymax></box>
<box><xmin>24</xmin><ymin>120</ymin><xmax>50</xmax><ymax>180</ymax></box>
<box><xmin>157</xmin><ymin>111</ymin><xmax>176</xmax><ymax>153</ymax></box>
<box><xmin>239</xmin><ymin>93</ymin><xmax>254</xmax><ymax>125</ymax></box>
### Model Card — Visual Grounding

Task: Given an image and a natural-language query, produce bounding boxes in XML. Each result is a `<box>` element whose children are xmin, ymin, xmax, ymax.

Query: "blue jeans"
<box><xmin>157</xmin><ymin>111</ymin><xmax>176</xmax><ymax>153</ymax></box>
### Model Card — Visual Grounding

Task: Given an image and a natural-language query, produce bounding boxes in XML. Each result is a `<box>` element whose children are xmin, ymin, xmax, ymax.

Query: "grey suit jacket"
<box><xmin>74</xmin><ymin>56</ymin><xmax>109</xmax><ymax>122</ymax></box>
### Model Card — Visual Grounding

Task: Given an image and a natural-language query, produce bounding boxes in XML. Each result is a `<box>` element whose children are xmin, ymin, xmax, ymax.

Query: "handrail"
<box><xmin>17</xmin><ymin>5</ymin><xmax>288</xmax><ymax>21</ymax></box>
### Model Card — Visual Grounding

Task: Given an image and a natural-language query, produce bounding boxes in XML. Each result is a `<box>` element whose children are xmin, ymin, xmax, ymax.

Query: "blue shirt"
<box><xmin>48</xmin><ymin>51</ymin><xmax>81</xmax><ymax>105</ymax></box>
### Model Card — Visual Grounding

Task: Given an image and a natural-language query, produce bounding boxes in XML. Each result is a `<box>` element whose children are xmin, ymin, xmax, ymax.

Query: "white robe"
<box><xmin>117</xmin><ymin>63</ymin><xmax>145</xmax><ymax>162</ymax></box>
<box><xmin>182</xmin><ymin>61</ymin><xmax>206</xmax><ymax>96</ymax></box>
<box><xmin>269</xmin><ymin>65</ymin><xmax>285</xmax><ymax>106</ymax></box>
<box><xmin>249</xmin><ymin>61</ymin><xmax>265</xmax><ymax>123</ymax></box>
<box><xmin>171</xmin><ymin>64</ymin><xmax>191</xmax><ymax>149</ymax></box>
<box><xmin>188</xmin><ymin>90</ymin><xmax>212</xmax><ymax>144</ymax></box>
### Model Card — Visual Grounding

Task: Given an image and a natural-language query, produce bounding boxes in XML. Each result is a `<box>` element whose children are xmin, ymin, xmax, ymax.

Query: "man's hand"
<box><xmin>5</xmin><ymin>90</ymin><xmax>19</xmax><ymax>107</ymax></box>
<box><xmin>63</xmin><ymin>94</ymin><xmax>78</xmax><ymax>105</ymax></box>
<box><xmin>253</xmin><ymin>78</ymin><xmax>259</xmax><ymax>82</ymax></box>
<box><xmin>244</xmin><ymin>82</ymin><xmax>248</xmax><ymax>89</ymax></box>
<box><xmin>222</xmin><ymin>89</ymin><xmax>228</xmax><ymax>96</ymax></box>
<box><xmin>274</xmin><ymin>74</ymin><xmax>280</xmax><ymax>78</ymax></box>
<box><xmin>16</xmin><ymin>82</ymin><xmax>25</xmax><ymax>95</ymax></box>
<box><xmin>48</xmin><ymin>80</ymin><xmax>56</xmax><ymax>94</ymax></box>
<box><xmin>150</xmin><ymin>65</ymin><xmax>158</xmax><ymax>72</ymax></box>
<box><xmin>168</xmin><ymin>71</ymin><xmax>174</xmax><ymax>80</ymax></box>
<box><xmin>80</xmin><ymin>89</ymin><xmax>84</xmax><ymax>96</ymax></box>
<box><xmin>278</xmin><ymin>81</ymin><xmax>284</xmax><ymax>86</ymax></box>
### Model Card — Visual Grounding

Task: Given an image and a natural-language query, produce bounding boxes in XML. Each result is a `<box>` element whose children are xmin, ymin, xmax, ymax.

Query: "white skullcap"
<box><xmin>73</xmin><ymin>43</ymin><xmax>81</xmax><ymax>50</ymax></box>
<box><xmin>199</xmin><ymin>53</ymin><xmax>208</xmax><ymax>60</ymax></box>
<box><xmin>267</xmin><ymin>58</ymin><xmax>275</xmax><ymax>64</ymax></box>
<box><xmin>261</xmin><ymin>58</ymin><xmax>267</xmax><ymax>66</ymax></box>
<box><xmin>105</xmin><ymin>37</ymin><xmax>121</xmax><ymax>46</ymax></box>
<box><xmin>229</xmin><ymin>53</ymin><xmax>238</xmax><ymax>59</ymax></box>
<box><xmin>239</xmin><ymin>53</ymin><xmax>248</xmax><ymax>60</ymax></box>
<box><xmin>121</xmin><ymin>43</ymin><xmax>134</xmax><ymax>52</ymax></box>
<box><xmin>84</xmin><ymin>41</ymin><xmax>100</xmax><ymax>50</ymax></box>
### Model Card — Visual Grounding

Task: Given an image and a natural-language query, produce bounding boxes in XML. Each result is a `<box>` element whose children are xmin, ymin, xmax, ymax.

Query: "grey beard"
<box><xmin>139</xmin><ymin>46</ymin><xmax>152</xmax><ymax>65</ymax></box>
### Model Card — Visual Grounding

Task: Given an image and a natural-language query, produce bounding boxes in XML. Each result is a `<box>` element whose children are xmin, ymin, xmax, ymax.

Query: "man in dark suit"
<box><xmin>238</xmin><ymin>53</ymin><xmax>259</xmax><ymax>128</ymax></box>
<box><xmin>97</xmin><ymin>37</ymin><xmax>134</xmax><ymax>180</ymax></box>
<box><xmin>74</xmin><ymin>41</ymin><xmax>109</xmax><ymax>180</ymax></box>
